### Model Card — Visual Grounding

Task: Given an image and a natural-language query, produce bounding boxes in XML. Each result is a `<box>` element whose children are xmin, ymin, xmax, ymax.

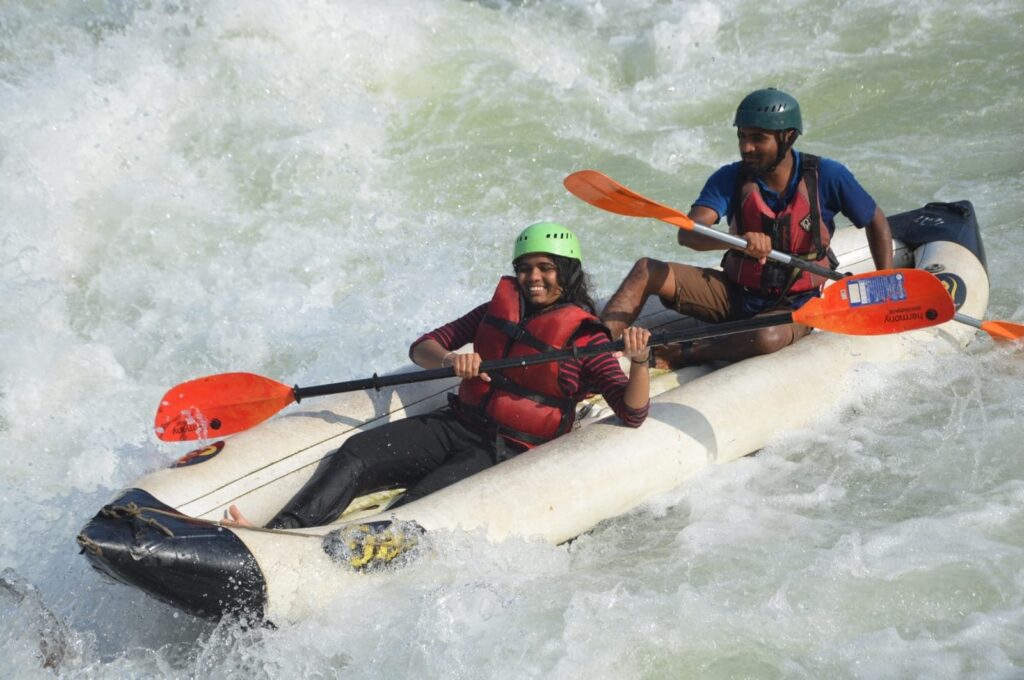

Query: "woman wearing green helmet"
<box><xmin>227</xmin><ymin>223</ymin><xmax>651</xmax><ymax>535</ymax></box>
<box><xmin>511</xmin><ymin>221</ymin><xmax>592</xmax><ymax>311</ymax></box>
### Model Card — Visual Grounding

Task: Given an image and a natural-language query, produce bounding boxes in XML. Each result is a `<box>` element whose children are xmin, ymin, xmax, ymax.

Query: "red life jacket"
<box><xmin>722</xmin><ymin>154</ymin><xmax>832</xmax><ymax>295</ymax></box>
<box><xmin>456</xmin><ymin>277</ymin><xmax>598</xmax><ymax>449</ymax></box>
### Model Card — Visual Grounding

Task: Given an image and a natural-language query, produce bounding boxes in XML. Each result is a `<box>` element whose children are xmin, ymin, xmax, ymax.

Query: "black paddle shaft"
<box><xmin>292</xmin><ymin>312</ymin><xmax>795</xmax><ymax>401</ymax></box>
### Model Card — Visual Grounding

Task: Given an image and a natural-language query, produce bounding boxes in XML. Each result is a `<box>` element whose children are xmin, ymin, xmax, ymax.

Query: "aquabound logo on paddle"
<box><xmin>935</xmin><ymin>272</ymin><xmax>967</xmax><ymax>309</ymax></box>
<box><xmin>174</xmin><ymin>441</ymin><xmax>225</xmax><ymax>467</ymax></box>
<box><xmin>168</xmin><ymin>416</ymin><xmax>223</xmax><ymax>437</ymax></box>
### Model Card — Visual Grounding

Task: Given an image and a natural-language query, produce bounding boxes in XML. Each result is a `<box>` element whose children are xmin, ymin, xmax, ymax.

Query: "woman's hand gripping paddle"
<box><xmin>154</xmin><ymin>269</ymin><xmax>952</xmax><ymax>442</ymax></box>
<box><xmin>564</xmin><ymin>169</ymin><xmax>1024</xmax><ymax>342</ymax></box>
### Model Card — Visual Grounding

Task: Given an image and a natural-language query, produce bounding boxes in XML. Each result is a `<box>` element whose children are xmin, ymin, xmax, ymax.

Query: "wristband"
<box><xmin>440</xmin><ymin>351</ymin><xmax>456</xmax><ymax>368</ymax></box>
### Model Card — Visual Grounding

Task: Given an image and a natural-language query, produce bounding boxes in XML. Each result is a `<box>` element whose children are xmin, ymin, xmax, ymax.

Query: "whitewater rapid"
<box><xmin>1</xmin><ymin>0</ymin><xmax>1022</xmax><ymax>677</ymax></box>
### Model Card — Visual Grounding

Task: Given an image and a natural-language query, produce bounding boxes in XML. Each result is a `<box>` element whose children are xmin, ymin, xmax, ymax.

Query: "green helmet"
<box><xmin>513</xmin><ymin>222</ymin><xmax>582</xmax><ymax>262</ymax></box>
<box><xmin>733</xmin><ymin>88</ymin><xmax>803</xmax><ymax>133</ymax></box>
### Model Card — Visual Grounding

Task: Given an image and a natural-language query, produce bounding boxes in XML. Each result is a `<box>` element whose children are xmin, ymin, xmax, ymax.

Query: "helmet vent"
<box><xmin>512</xmin><ymin>222</ymin><xmax>582</xmax><ymax>262</ymax></box>
<box><xmin>733</xmin><ymin>88</ymin><xmax>802</xmax><ymax>133</ymax></box>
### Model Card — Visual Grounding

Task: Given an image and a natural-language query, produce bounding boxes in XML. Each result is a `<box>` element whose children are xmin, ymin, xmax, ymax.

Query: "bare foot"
<box><xmin>220</xmin><ymin>504</ymin><xmax>255</xmax><ymax>528</ymax></box>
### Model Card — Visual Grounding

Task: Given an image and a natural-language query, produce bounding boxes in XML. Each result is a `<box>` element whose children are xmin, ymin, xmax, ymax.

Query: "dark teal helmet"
<box><xmin>733</xmin><ymin>88</ymin><xmax>802</xmax><ymax>134</ymax></box>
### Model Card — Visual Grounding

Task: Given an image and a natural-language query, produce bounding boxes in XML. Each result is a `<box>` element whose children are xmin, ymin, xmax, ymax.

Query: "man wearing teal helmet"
<box><xmin>600</xmin><ymin>88</ymin><xmax>893</xmax><ymax>366</ymax></box>
<box><xmin>733</xmin><ymin>88</ymin><xmax>803</xmax><ymax>174</ymax></box>
<box><xmin>227</xmin><ymin>223</ymin><xmax>651</xmax><ymax>534</ymax></box>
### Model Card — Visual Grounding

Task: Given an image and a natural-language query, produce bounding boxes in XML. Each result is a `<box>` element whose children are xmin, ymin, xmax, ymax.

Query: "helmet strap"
<box><xmin>765</xmin><ymin>130</ymin><xmax>799</xmax><ymax>173</ymax></box>
<box><xmin>562</xmin><ymin>259</ymin><xmax>582</xmax><ymax>290</ymax></box>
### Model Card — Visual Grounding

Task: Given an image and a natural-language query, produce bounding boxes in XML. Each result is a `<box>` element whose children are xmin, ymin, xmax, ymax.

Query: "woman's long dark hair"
<box><xmin>551</xmin><ymin>255</ymin><xmax>597</xmax><ymax>314</ymax></box>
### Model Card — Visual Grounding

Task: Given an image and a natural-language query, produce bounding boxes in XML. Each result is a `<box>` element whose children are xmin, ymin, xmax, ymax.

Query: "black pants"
<box><xmin>267</xmin><ymin>409</ymin><xmax>511</xmax><ymax>529</ymax></box>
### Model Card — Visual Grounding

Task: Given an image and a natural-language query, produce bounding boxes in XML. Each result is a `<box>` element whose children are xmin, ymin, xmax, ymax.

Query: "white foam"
<box><xmin>1</xmin><ymin>0</ymin><xmax>1022</xmax><ymax>675</ymax></box>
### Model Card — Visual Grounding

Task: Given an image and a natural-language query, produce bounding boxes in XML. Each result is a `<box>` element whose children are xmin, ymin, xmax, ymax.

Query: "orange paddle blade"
<box><xmin>564</xmin><ymin>170</ymin><xmax>696</xmax><ymax>230</ymax></box>
<box><xmin>154</xmin><ymin>372</ymin><xmax>295</xmax><ymax>442</ymax></box>
<box><xmin>980</xmin><ymin>320</ymin><xmax>1024</xmax><ymax>342</ymax></box>
<box><xmin>795</xmin><ymin>269</ymin><xmax>955</xmax><ymax>335</ymax></box>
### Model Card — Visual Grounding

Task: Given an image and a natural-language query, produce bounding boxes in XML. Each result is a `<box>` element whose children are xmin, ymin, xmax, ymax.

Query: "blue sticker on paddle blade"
<box><xmin>846</xmin><ymin>273</ymin><xmax>907</xmax><ymax>307</ymax></box>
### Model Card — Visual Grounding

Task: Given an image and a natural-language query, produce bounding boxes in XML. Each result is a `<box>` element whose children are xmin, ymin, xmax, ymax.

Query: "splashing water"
<box><xmin>1</xmin><ymin>0</ymin><xmax>1022</xmax><ymax>677</ymax></box>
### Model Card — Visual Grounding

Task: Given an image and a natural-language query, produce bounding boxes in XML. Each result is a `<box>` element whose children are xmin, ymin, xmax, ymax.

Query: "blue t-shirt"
<box><xmin>692</xmin><ymin>150</ymin><xmax>877</xmax><ymax>233</ymax></box>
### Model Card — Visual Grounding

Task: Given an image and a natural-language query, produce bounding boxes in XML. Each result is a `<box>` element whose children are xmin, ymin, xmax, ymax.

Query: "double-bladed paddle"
<box><xmin>155</xmin><ymin>268</ymin><xmax>953</xmax><ymax>442</ymax></box>
<box><xmin>563</xmin><ymin>169</ymin><xmax>1024</xmax><ymax>343</ymax></box>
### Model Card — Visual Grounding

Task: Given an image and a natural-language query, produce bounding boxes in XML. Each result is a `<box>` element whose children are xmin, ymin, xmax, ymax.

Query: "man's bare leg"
<box><xmin>662</xmin><ymin>319</ymin><xmax>812</xmax><ymax>367</ymax></box>
<box><xmin>601</xmin><ymin>258</ymin><xmax>678</xmax><ymax>339</ymax></box>
<box><xmin>602</xmin><ymin>258</ymin><xmax>813</xmax><ymax>368</ymax></box>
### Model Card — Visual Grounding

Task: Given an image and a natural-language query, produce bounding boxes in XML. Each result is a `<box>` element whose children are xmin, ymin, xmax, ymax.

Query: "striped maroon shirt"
<box><xmin>410</xmin><ymin>302</ymin><xmax>648</xmax><ymax>428</ymax></box>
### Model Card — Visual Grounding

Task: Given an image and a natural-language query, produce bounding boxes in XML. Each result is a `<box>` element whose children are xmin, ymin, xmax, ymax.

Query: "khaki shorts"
<box><xmin>666</xmin><ymin>264</ymin><xmax>741</xmax><ymax>322</ymax></box>
<box><xmin>666</xmin><ymin>263</ymin><xmax>806</xmax><ymax>322</ymax></box>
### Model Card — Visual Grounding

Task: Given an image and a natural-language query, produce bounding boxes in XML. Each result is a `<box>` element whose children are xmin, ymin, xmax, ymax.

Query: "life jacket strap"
<box><xmin>483</xmin><ymin>314</ymin><xmax>560</xmax><ymax>353</ymax></box>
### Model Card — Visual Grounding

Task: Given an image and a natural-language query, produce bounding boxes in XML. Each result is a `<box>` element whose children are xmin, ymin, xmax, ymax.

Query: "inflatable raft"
<box><xmin>78</xmin><ymin>201</ymin><xmax>988</xmax><ymax>623</ymax></box>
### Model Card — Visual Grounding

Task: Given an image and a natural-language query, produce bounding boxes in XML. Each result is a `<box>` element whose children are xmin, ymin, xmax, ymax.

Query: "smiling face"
<box><xmin>737</xmin><ymin>126</ymin><xmax>799</xmax><ymax>177</ymax></box>
<box><xmin>737</xmin><ymin>126</ymin><xmax>782</xmax><ymax>174</ymax></box>
<box><xmin>514</xmin><ymin>254</ymin><xmax>562</xmax><ymax>308</ymax></box>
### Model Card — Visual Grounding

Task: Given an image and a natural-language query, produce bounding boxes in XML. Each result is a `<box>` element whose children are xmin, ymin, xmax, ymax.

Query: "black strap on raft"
<box><xmin>97</xmin><ymin>502</ymin><xmax>175</xmax><ymax>538</ymax></box>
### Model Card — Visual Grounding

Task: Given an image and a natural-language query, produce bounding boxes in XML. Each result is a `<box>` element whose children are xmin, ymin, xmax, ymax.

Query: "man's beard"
<box><xmin>741</xmin><ymin>157</ymin><xmax>771</xmax><ymax>176</ymax></box>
